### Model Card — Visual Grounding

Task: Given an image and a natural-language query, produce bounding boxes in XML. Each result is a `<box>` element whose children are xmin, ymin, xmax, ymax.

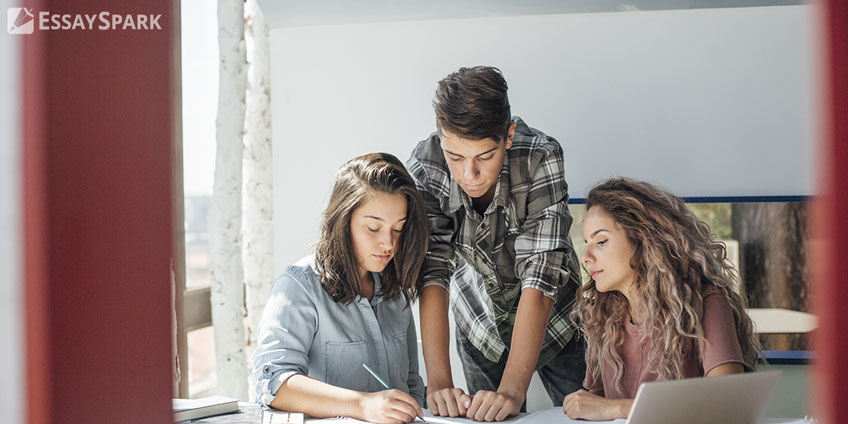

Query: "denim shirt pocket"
<box><xmin>325</xmin><ymin>340</ymin><xmax>370</xmax><ymax>391</ymax></box>
<box><xmin>386</xmin><ymin>331</ymin><xmax>410</xmax><ymax>387</ymax></box>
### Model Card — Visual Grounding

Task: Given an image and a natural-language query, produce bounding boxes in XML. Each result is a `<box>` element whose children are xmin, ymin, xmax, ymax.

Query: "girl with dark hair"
<box><xmin>562</xmin><ymin>178</ymin><xmax>761</xmax><ymax>421</ymax></box>
<box><xmin>252</xmin><ymin>153</ymin><xmax>429</xmax><ymax>423</ymax></box>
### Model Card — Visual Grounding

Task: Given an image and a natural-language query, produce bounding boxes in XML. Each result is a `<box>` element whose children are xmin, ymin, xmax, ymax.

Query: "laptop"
<box><xmin>626</xmin><ymin>371</ymin><xmax>782</xmax><ymax>424</ymax></box>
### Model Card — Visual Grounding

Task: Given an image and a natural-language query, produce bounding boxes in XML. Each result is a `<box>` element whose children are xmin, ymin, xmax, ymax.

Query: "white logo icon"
<box><xmin>7</xmin><ymin>7</ymin><xmax>35</xmax><ymax>34</ymax></box>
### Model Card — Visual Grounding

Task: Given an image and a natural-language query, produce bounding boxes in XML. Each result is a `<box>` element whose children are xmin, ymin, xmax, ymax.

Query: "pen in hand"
<box><xmin>362</xmin><ymin>363</ymin><xmax>426</xmax><ymax>422</ymax></box>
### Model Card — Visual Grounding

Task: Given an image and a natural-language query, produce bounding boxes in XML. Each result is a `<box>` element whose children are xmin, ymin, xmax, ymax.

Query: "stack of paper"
<box><xmin>173</xmin><ymin>395</ymin><xmax>239</xmax><ymax>422</ymax></box>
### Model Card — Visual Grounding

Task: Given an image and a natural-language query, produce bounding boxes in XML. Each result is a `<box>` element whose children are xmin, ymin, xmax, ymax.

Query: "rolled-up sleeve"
<box><xmin>407</xmin><ymin>154</ymin><xmax>456</xmax><ymax>291</ymax></box>
<box><xmin>514</xmin><ymin>141</ymin><xmax>574</xmax><ymax>298</ymax></box>
<box><xmin>420</xmin><ymin>189</ymin><xmax>456</xmax><ymax>291</ymax></box>
<box><xmin>251</xmin><ymin>270</ymin><xmax>318</xmax><ymax>406</ymax></box>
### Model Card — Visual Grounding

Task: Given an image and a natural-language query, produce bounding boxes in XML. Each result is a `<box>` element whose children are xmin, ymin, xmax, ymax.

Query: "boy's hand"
<box><xmin>465</xmin><ymin>390</ymin><xmax>522</xmax><ymax>422</ymax></box>
<box><xmin>427</xmin><ymin>387</ymin><xmax>472</xmax><ymax>417</ymax></box>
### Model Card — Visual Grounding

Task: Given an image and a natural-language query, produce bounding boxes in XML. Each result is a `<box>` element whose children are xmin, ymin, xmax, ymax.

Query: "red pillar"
<box><xmin>814</xmin><ymin>1</ymin><xmax>848</xmax><ymax>423</ymax></box>
<box><xmin>23</xmin><ymin>2</ymin><xmax>177</xmax><ymax>423</ymax></box>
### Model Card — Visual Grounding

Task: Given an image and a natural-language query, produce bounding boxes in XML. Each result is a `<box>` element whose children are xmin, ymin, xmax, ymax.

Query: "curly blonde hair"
<box><xmin>577</xmin><ymin>178</ymin><xmax>761</xmax><ymax>394</ymax></box>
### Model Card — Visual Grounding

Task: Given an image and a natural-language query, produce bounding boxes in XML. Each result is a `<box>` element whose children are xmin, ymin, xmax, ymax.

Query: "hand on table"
<box><xmin>360</xmin><ymin>389</ymin><xmax>424</xmax><ymax>424</ymax></box>
<box><xmin>427</xmin><ymin>387</ymin><xmax>473</xmax><ymax>418</ymax></box>
<box><xmin>464</xmin><ymin>390</ymin><xmax>522</xmax><ymax>422</ymax></box>
<box><xmin>562</xmin><ymin>389</ymin><xmax>631</xmax><ymax>421</ymax></box>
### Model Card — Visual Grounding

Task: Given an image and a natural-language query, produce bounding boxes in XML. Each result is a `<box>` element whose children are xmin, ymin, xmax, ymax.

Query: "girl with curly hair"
<box><xmin>252</xmin><ymin>153</ymin><xmax>429</xmax><ymax>423</ymax></box>
<box><xmin>562</xmin><ymin>178</ymin><xmax>761</xmax><ymax>421</ymax></box>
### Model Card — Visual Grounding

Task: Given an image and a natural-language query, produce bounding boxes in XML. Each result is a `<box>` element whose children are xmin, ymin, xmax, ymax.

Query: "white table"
<box><xmin>746</xmin><ymin>308</ymin><xmax>817</xmax><ymax>334</ymax></box>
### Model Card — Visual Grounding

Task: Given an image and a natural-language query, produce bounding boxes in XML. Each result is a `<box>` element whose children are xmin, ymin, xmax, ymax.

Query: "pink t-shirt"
<box><xmin>583</xmin><ymin>288</ymin><xmax>752</xmax><ymax>399</ymax></box>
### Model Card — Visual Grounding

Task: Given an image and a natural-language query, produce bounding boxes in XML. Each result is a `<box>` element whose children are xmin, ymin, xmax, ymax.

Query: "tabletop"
<box><xmin>184</xmin><ymin>403</ymin><xmax>809</xmax><ymax>424</ymax></box>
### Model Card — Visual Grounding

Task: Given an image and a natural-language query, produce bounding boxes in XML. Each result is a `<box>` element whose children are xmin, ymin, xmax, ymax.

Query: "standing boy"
<box><xmin>407</xmin><ymin>66</ymin><xmax>585</xmax><ymax>422</ymax></box>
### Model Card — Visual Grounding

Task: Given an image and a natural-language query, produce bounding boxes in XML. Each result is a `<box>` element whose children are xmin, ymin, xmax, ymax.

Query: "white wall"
<box><xmin>1</xmin><ymin>0</ymin><xmax>24</xmax><ymax>422</ymax></box>
<box><xmin>268</xmin><ymin>6</ymin><xmax>814</xmax><ymax>410</ymax></box>
<box><xmin>270</xmin><ymin>4</ymin><xmax>814</xmax><ymax>269</ymax></box>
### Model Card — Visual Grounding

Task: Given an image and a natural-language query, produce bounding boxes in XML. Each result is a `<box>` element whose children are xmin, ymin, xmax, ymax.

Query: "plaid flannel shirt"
<box><xmin>407</xmin><ymin>117</ymin><xmax>581</xmax><ymax>366</ymax></box>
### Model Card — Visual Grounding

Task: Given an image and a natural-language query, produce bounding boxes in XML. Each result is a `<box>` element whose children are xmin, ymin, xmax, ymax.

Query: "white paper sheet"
<box><xmin>421</xmin><ymin>409</ymin><xmax>523</xmax><ymax>424</ymax></box>
<box><xmin>514</xmin><ymin>407</ymin><xmax>625</xmax><ymax>424</ymax></box>
<box><xmin>306</xmin><ymin>408</ymin><xmax>803</xmax><ymax>424</ymax></box>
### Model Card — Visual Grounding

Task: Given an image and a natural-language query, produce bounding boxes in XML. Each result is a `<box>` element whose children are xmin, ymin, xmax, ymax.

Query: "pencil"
<box><xmin>362</xmin><ymin>363</ymin><xmax>426</xmax><ymax>422</ymax></box>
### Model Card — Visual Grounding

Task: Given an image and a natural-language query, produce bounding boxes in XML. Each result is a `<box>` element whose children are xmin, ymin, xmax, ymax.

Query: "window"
<box><xmin>568</xmin><ymin>199</ymin><xmax>811</xmax><ymax>351</ymax></box>
<box><xmin>179</xmin><ymin>0</ymin><xmax>218</xmax><ymax>398</ymax></box>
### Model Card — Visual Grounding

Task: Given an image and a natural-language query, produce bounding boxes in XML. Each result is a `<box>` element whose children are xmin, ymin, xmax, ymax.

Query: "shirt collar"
<box><xmin>368</xmin><ymin>271</ymin><xmax>384</xmax><ymax>307</ymax></box>
<box><xmin>447</xmin><ymin>178</ymin><xmax>464</xmax><ymax>214</ymax></box>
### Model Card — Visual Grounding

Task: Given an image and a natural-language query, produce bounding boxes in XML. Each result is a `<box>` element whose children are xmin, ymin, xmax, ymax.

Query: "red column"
<box><xmin>23</xmin><ymin>2</ymin><xmax>177</xmax><ymax>423</ymax></box>
<box><xmin>814</xmin><ymin>1</ymin><xmax>848</xmax><ymax>423</ymax></box>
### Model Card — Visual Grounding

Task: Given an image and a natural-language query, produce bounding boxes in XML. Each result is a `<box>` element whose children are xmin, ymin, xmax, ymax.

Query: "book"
<box><xmin>173</xmin><ymin>395</ymin><xmax>240</xmax><ymax>422</ymax></box>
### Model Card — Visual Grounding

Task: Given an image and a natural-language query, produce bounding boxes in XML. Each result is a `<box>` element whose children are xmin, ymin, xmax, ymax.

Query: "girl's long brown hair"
<box><xmin>314</xmin><ymin>153</ymin><xmax>428</xmax><ymax>305</ymax></box>
<box><xmin>578</xmin><ymin>178</ymin><xmax>761</xmax><ymax>393</ymax></box>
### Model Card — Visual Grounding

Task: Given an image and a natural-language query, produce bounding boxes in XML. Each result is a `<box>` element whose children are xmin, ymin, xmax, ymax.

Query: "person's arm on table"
<box><xmin>464</xmin><ymin>288</ymin><xmax>551</xmax><ymax>421</ymax></box>
<box><xmin>271</xmin><ymin>376</ymin><xmax>422</xmax><ymax>424</ymax></box>
<box><xmin>562</xmin><ymin>363</ymin><xmax>631</xmax><ymax>421</ymax></box>
<box><xmin>563</xmin><ymin>324</ymin><xmax>747</xmax><ymax>421</ymax></box>
<box><xmin>419</xmin><ymin>285</ymin><xmax>471</xmax><ymax>417</ymax></box>
<box><xmin>254</xmin><ymin>273</ymin><xmax>422</xmax><ymax>423</ymax></box>
<box><xmin>562</xmin><ymin>362</ymin><xmax>745</xmax><ymax>420</ymax></box>
<box><xmin>563</xmin><ymin>388</ymin><xmax>631</xmax><ymax>421</ymax></box>
<box><xmin>466</xmin><ymin>140</ymin><xmax>576</xmax><ymax>421</ymax></box>
<box><xmin>706</xmin><ymin>362</ymin><xmax>745</xmax><ymax>377</ymax></box>
<box><xmin>406</xmin><ymin>155</ymin><xmax>471</xmax><ymax>417</ymax></box>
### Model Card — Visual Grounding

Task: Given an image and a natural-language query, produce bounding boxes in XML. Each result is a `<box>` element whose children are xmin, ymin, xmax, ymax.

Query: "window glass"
<box><xmin>182</xmin><ymin>0</ymin><xmax>218</xmax><ymax>398</ymax></box>
<box><xmin>187</xmin><ymin>327</ymin><xmax>217</xmax><ymax>398</ymax></box>
<box><xmin>568</xmin><ymin>200</ymin><xmax>811</xmax><ymax>351</ymax></box>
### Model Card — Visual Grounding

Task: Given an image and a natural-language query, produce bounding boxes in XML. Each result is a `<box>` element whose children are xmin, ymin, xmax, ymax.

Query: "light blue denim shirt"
<box><xmin>252</xmin><ymin>256</ymin><xmax>425</xmax><ymax>407</ymax></box>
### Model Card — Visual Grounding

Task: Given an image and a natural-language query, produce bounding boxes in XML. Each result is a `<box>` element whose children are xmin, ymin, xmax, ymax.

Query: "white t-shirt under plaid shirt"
<box><xmin>406</xmin><ymin>116</ymin><xmax>582</xmax><ymax>366</ymax></box>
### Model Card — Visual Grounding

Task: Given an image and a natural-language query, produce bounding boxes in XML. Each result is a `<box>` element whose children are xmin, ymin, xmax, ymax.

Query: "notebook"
<box><xmin>173</xmin><ymin>395</ymin><xmax>239</xmax><ymax>422</ymax></box>
<box><xmin>625</xmin><ymin>370</ymin><xmax>782</xmax><ymax>424</ymax></box>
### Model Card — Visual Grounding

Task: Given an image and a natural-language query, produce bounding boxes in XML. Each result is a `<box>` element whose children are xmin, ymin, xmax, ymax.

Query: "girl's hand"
<box><xmin>562</xmin><ymin>389</ymin><xmax>632</xmax><ymax>421</ymax></box>
<box><xmin>358</xmin><ymin>389</ymin><xmax>423</xmax><ymax>424</ymax></box>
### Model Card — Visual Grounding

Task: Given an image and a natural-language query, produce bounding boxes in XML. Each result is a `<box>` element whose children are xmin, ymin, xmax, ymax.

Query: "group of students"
<box><xmin>251</xmin><ymin>66</ymin><xmax>762</xmax><ymax>423</ymax></box>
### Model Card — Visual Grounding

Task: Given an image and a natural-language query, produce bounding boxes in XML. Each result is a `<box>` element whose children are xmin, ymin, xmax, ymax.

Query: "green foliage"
<box><xmin>687</xmin><ymin>203</ymin><xmax>732</xmax><ymax>239</ymax></box>
<box><xmin>567</xmin><ymin>204</ymin><xmax>589</xmax><ymax>284</ymax></box>
<box><xmin>566</xmin><ymin>202</ymin><xmax>732</xmax><ymax>286</ymax></box>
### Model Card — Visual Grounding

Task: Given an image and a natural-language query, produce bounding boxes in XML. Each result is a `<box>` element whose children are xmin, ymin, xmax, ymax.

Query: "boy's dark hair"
<box><xmin>433</xmin><ymin>66</ymin><xmax>511</xmax><ymax>142</ymax></box>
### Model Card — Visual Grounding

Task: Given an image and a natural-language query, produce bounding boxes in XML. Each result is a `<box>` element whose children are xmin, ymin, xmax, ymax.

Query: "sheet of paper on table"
<box><xmin>305</xmin><ymin>408</ymin><xmax>624</xmax><ymax>424</ymax></box>
<box><xmin>303</xmin><ymin>407</ymin><xmax>807</xmax><ymax>424</ymax></box>
<box><xmin>421</xmin><ymin>409</ymin><xmax>522</xmax><ymax>424</ymax></box>
<box><xmin>514</xmin><ymin>407</ymin><xmax>624</xmax><ymax>424</ymax></box>
<box><xmin>419</xmin><ymin>407</ymin><xmax>624</xmax><ymax>424</ymax></box>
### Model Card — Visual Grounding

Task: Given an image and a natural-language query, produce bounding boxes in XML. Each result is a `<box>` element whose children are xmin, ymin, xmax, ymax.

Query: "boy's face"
<box><xmin>439</xmin><ymin>123</ymin><xmax>514</xmax><ymax>200</ymax></box>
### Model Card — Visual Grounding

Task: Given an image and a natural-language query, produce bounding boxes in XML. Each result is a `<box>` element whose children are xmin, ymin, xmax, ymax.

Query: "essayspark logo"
<box><xmin>7</xmin><ymin>8</ymin><xmax>35</xmax><ymax>34</ymax></box>
<box><xmin>7</xmin><ymin>9</ymin><xmax>162</xmax><ymax>34</ymax></box>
